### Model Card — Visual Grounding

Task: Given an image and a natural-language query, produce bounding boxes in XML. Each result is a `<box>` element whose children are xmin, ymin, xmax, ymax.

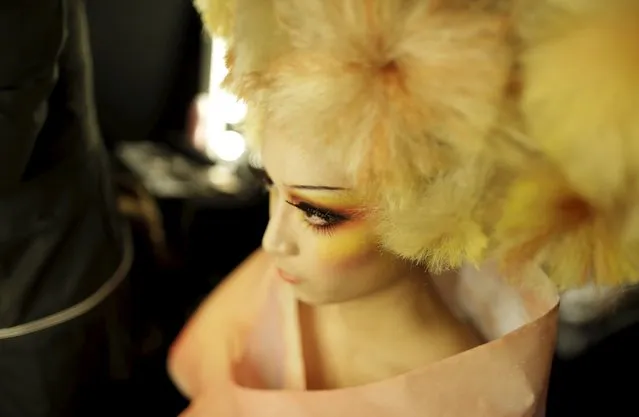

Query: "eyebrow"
<box><xmin>287</xmin><ymin>184</ymin><xmax>347</xmax><ymax>191</ymax></box>
<box><xmin>250</xmin><ymin>167</ymin><xmax>348</xmax><ymax>191</ymax></box>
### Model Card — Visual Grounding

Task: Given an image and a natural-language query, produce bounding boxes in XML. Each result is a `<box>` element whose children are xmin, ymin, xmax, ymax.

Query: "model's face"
<box><xmin>259</xmin><ymin>137</ymin><xmax>421</xmax><ymax>306</ymax></box>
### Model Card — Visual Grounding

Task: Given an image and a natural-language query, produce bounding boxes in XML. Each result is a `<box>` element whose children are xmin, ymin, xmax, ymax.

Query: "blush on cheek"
<box><xmin>316</xmin><ymin>223</ymin><xmax>377</xmax><ymax>270</ymax></box>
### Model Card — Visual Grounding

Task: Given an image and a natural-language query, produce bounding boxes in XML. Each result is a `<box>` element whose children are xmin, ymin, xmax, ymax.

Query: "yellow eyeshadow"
<box><xmin>287</xmin><ymin>190</ymin><xmax>361</xmax><ymax>209</ymax></box>
<box><xmin>316</xmin><ymin>222</ymin><xmax>373</xmax><ymax>262</ymax></box>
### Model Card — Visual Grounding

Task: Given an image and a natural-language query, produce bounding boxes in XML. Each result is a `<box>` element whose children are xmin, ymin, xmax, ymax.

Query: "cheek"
<box><xmin>315</xmin><ymin>222</ymin><xmax>378</xmax><ymax>270</ymax></box>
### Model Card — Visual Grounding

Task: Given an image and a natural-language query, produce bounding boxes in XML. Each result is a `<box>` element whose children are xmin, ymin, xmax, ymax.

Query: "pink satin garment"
<box><xmin>173</xmin><ymin>252</ymin><xmax>559</xmax><ymax>417</ymax></box>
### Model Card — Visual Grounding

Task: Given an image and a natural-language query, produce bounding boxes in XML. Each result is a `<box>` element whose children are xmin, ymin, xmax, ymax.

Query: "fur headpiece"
<box><xmin>197</xmin><ymin>0</ymin><xmax>639</xmax><ymax>289</ymax></box>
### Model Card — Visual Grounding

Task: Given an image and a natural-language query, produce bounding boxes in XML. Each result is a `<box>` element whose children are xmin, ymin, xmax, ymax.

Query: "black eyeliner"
<box><xmin>286</xmin><ymin>201</ymin><xmax>349</xmax><ymax>222</ymax></box>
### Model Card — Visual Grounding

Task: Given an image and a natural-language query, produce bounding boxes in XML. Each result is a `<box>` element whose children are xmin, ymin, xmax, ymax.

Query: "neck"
<box><xmin>306</xmin><ymin>268</ymin><xmax>457</xmax><ymax>345</ymax></box>
<box><xmin>297</xmin><ymin>267</ymin><xmax>480</xmax><ymax>389</ymax></box>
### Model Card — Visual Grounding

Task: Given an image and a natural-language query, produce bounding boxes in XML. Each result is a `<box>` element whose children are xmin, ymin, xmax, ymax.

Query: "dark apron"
<box><xmin>0</xmin><ymin>1</ymin><xmax>131</xmax><ymax>416</ymax></box>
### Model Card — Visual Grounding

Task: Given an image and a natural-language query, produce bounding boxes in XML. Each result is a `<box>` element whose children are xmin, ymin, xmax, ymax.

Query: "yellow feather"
<box><xmin>195</xmin><ymin>0</ymin><xmax>639</xmax><ymax>290</ymax></box>
<box><xmin>520</xmin><ymin>1</ymin><xmax>639</xmax><ymax>206</ymax></box>
<box><xmin>496</xmin><ymin>167</ymin><xmax>639</xmax><ymax>289</ymax></box>
<box><xmin>497</xmin><ymin>0</ymin><xmax>639</xmax><ymax>288</ymax></box>
<box><xmin>193</xmin><ymin>0</ymin><xmax>235</xmax><ymax>38</ymax></box>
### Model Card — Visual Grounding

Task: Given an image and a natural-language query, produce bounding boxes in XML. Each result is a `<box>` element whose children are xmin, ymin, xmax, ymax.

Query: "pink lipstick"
<box><xmin>277</xmin><ymin>268</ymin><xmax>301</xmax><ymax>284</ymax></box>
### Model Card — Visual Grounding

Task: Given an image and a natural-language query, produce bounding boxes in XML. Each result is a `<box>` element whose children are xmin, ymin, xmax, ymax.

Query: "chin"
<box><xmin>293</xmin><ymin>288</ymin><xmax>356</xmax><ymax>307</ymax></box>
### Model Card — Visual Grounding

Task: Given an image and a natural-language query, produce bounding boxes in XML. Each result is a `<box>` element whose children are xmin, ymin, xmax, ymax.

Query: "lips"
<box><xmin>276</xmin><ymin>268</ymin><xmax>301</xmax><ymax>284</ymax></box>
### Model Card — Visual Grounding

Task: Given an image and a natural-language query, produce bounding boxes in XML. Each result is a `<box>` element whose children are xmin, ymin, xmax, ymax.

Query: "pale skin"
<box><xmin>260</xmin><ymin>138</ymin><xmax>481</xmax><ymax>389</ymax></box>
<box><xmin>168</xmin><ymin>138</ymin><xmax>482</xmax><ymax>414</ymax></box>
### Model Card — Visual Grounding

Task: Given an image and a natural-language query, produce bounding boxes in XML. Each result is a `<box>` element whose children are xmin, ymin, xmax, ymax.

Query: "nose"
<box><xmin>262</xmin><ymin>196</ymin><xmax>299</xmax><ymax>257</ymax></box>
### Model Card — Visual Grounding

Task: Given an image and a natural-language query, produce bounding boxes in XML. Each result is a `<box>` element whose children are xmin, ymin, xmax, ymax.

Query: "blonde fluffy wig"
<box><xmin>197</xmin><ymin>0</ymin><xmax>639</xmax><ymax>290</ymax></box>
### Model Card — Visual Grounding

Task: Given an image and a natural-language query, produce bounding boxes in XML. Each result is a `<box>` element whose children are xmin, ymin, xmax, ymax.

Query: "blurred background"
<box><xmin>85</xmin><ymin>1</ymin><xmax>267</xmax><ymax>414</ymax></box>
<box><xmin>82</xmin><ymin>1</ymin><xmax>639</xmax><ymax>416</ymax></box>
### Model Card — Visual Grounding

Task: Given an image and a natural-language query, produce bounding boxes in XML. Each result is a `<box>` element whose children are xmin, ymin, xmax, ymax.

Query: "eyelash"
<box><xmin>286</xmin><ymin>201</ymin><xmax>348</xmax><ymax>235</ymax></box>
<box><xmin>251</xmin><ymin>168</ymin><xmax>349</xmax><ymax>234</ymax></box>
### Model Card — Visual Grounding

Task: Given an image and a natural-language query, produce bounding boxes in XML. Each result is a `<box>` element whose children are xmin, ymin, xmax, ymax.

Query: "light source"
<box><xmin>200</xmin><ymin>37</ymin><xmax>248</xmax><ymax>163</ymax></box>
<box><xmin>209</xmin><ymin>130</ymin><xmax>246</xmax><ymax>162</ymax></box>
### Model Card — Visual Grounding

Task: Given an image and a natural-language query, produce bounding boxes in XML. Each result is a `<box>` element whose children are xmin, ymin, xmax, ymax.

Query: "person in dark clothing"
<box><xmin>0</xmin><ymin>1</ymin><xmax>132</xmax><ymax>416</ymax></box>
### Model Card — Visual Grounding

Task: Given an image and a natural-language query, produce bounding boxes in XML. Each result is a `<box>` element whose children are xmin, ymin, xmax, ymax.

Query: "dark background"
<box><xmin>86</xmin><ymin>1</ymin><xmax>268</xmax><ymax>414</ymax></box>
